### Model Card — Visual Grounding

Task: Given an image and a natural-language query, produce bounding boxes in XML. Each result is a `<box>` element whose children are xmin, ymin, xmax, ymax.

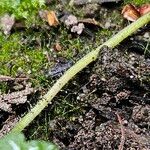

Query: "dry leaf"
<box><xmin>122</xmin><ymin>4</ymin><xmax>140</xmax><ymax>22</ymax></box>
<box><xmin>47</xmin><ymin>11</ymin><xmax>59</xmax><ymax>27</ymax></box>
<box><xmin>122</xmin><ymin>4</ymin><xmax>150</xmax><ymax>22</ymax></box>
<box><xmin>78</xmin><ymin>18</ymin><xmax>102</xmax><ymax>27</ymax></box>
<box><xmin>137</xmin><ymin>4</ymin><xmax>150</xmax><ymax>16</ymax></box>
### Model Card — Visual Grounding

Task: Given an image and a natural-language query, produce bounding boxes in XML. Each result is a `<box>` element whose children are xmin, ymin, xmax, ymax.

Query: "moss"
<box><xmin>124</xmin><ymin>0</ymin><xmax>149</xmax><ymax>5</ymax></box>
<box><xmin>0</xmin><ymin>0</ymin><xmax>45</xmax><ymax>19</ymax></box>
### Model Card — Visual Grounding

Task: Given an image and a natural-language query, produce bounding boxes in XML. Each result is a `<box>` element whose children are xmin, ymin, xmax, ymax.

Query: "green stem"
<box><xmin>11</xmin><ymin>12</ymin><xmax>150</xmax><ymax>133</ymax></box>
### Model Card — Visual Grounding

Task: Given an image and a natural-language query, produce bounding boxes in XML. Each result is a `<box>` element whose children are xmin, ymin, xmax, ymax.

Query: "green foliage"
<box><xmin>0</xmin><ymin>32</ymin><xmax>45</xmax><ymax>76</ymax></box>
<box><xmin>124</xmin><ymin>0</ymin><xmax>149</xmax><ymax>5</ymax></box>
<box><xmin>0</xmin><ymin>132</ymin><xmax>58</xmax><ymax>150</ymax></box>
<box><xmin>0</xmin><ymin>0</ymin><xmax>45</xmax><ymax>19</ymax></box>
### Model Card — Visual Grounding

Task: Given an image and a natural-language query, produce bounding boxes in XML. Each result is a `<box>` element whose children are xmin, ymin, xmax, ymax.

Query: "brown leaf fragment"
<box><xmin>0</xmin><ymin>115</ymin><xmax>19</xmax><ymax>138</ymax></box>
<box><xmin>122</xmin><ymin>4</ymin><xmax>150</xmax><ymax>22</ymax></box>
<box><xmin>122</xmin><ymin>4</ymin><xmax>140</xmax><ymax>22</ymax></box>
<box><xmin>0</xmin><ymin>14</ymin><xmax>15</xmax><ymax>35</ymax></box>
<box><xmin>47</xmin><ymin>11</ymin><xmax>59</xmax><ymax>27</ymax></box>
<box><xmin>54</xmin><ymin>43</ymin><xmax>62</xmax><ymax>51</ymax></box>
<box><xmin>137</xmin><ymin>4</ymin><xmax>150</xmax><ymax>16</ymax></box>
<box><xmin>71</xmin><ymin>23</ymin><xmax>85</xmax><ymax>35</ymax></box>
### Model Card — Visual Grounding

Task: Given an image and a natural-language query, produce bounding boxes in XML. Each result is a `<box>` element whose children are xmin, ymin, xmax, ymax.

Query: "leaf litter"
<box><xmin>0</xmin><ymin>75</ymin><xmax>28</xmax><ymax>82</ymax></box>
<box><xmin>0</xmin><ymin>84</ymin><xmax>34</xmax><ymax>112</ymax></box>
<box><xmin>0</xmin><ymin>77</ymin><xmax>35</xmax><ymax>137</ymax></box>
<box><xmin>60</xmin><ymin>13</ymin><xmax>102</xmax><ymax>35</ymax></box>
<box><xmin>0</xmin><ymin>115</ymin><xmax>19</xmax><ymax>138</ymax></box>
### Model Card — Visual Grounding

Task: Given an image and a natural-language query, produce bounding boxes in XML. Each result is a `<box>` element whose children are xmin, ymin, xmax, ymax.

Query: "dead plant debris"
<box><xmin>0</xmin><ymin>115</ymin><xmax>19</xmax><ymax>138</ymax></box>
<box><xmin>122</xmin><ymin>4</ymin><xmax>150</xmax><ymax>21</ymax></box>
<box><xmin>70</xmin><ymin>0</ymin><xmax>122</xmax><ymax>6</ymax></box>
<box><xmin>0</xmin><ymin>85</ymin><xmax>34</xmax><ymax>112</ymax></box>
<box><xmin>0</xmin><ymin>75</ymin><xmax>28</xmax><ymax>82</ymax></box>
<box><xmin>47</xmin><ymin>11</ymin><xmax>59</xmax><ymax>27</ymax></box>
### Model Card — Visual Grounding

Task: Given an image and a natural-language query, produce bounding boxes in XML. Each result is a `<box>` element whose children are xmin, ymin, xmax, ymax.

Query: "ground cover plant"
<box><xmin>0</xmin><ymin>132</ymin><xmax>58</xmax><ymax>150</ymax></box>
<box><xmin>0</xmin><ymin>0</ymin><xmax>150</xmax><ymax>149</ymax></box>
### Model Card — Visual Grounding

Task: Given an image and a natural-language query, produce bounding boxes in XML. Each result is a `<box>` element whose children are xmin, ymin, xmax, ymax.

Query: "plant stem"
<box><xmin>11</xmin><ymin>12</ymin><xmax>150</xmax><ymax>133</ymax></box>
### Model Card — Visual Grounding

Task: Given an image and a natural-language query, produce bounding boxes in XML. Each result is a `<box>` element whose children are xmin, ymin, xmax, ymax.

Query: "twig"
<box><xmin>11</xmin><ymin>12</ymin><xmax>150</xmax><ymax>133</ymax></box>
<box><xmin>69</xmin><ymin>0</ymin><xmax>121</xmax><ymax>6</ymax></box>
<box><xmin>0</xmin><ymin>75</ymin><xmax>13</xmax><ymax>82</ymax></box>
<box><xmin>0</xmin><ymin>75</ymin><xmax>28</xmax><ymax>82</ymax></box>
<box><xmin>116</xmin><ymin>112</ymin><xmax>125</xmax><ymax>150</ymax></box>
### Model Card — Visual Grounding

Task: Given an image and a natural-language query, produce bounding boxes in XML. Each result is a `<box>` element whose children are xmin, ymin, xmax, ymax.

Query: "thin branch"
<box><xmin>69</xmin><ymin>0</ymin><xmax>121</xmax><ymax>6</ymax></box>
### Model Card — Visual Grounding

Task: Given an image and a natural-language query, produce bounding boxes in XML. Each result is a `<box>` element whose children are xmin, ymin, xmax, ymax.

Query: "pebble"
<box><xmin>104</xmin><ymin>21</ymin><xmax>111</xmax><ymax>29</ymax></box>
<box><xmin>143</xmin><ymin>32</ymin><xmax>149</xmax><ymax>39</ymax></box>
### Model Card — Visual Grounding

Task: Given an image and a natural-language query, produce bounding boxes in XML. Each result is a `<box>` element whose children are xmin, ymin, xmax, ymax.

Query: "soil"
<box><xmin>0</xmin><ymin>1</ymin><xmax>150</xmax><ymax>149</ymax></box>
<box><xmin>47</xmin><ymin>41</ymin><xmax>150</xmax><ymax>149</ymax></box>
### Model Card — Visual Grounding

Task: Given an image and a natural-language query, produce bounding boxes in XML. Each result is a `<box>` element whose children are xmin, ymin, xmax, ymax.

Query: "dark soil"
<box><xmin>47</xmin><ymin>41</ymin><xmax>150</xmax><ymax>149</ymax></box>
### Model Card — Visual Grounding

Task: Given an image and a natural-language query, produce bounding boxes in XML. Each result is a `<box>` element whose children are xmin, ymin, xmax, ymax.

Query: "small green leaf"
<box><xmin>0</xmin><ymin>133</ymin><xmax>58</xmax><ymax>150</ymax></box>
<box><xmin>0</xmin><ymin>133</ymin><xmax>27</xmax><ymax>150</ymax></box>
<box><xmin>28</xmin><ymin>140</ymin><xmax>58</xmax><ymax>150</ymax></box>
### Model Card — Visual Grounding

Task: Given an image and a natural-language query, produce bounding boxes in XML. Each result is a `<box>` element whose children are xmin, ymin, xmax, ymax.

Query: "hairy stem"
<box><xmin>11</xmin><ymin>12</ymin><xmax>150</xmax><ymax>133</ymax></box>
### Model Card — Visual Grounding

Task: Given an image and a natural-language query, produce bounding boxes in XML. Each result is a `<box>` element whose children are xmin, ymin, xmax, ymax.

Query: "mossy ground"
<box><xmin>0</xmin><ymin>0</ymin><xmax>149</xmax><ymax>141</ymax></box>
<box><xmin>124</xmin><ymin>0</ymin><xmax>149</xmax><ymax>5</ymax></box>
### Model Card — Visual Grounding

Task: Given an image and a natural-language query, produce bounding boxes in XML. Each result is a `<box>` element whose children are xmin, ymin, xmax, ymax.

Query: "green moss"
<box><xmin>0</xmin><ymin>32</ymin><xmax>46</xmax><ymax>86</ymax></box>
<box><xmin>124</xmin><ymin>0</ymin><xmax>148</xmax><ymax>5</ymax></box>
<box><xmin>0</xmin><ymin>0</ymin><xmax>46</xmax><ymax>27</ymax></box>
